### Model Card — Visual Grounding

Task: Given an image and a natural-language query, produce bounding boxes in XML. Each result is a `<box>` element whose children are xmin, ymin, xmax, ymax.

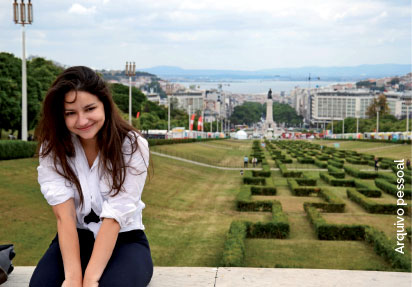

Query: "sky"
<box><xmin>0</xmin><ymin>0</ymin><xmax>411</xmax><ymax>71</ymax></box>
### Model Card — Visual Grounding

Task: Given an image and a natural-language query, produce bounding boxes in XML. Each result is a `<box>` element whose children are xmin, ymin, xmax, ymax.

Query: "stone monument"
<box><xmin>263</xmin><ymin>89</ymin><xmax>276</xmax><ymax>139</ymax></box>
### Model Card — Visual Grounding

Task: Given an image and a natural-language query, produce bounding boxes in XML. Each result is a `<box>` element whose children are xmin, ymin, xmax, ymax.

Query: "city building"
<box><xmin>310</xmin><ymin>89</ymin><xmax>412</xmax><ymax>125</ymax></box>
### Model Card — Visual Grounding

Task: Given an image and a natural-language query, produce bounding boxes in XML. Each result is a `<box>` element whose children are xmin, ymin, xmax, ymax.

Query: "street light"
<box><xmin>125</xmin><ymin>61</ymin><xmax>135</xmax><ymax>125</ymax></box>
<box><xmin>406</xmin><ymin>99</ymin><xmax>411</xmax><ymax>133</ymax></box>
<box><xmin>13</xmin><ymin>0</ymin><xmax>33</xmax><ymax>141</ymax></box>
<box><xmin>355</xmin><ymin>110</ymin><xmax>360</xmax><ymax>135</ymax></box>
<box><xmin>376</xmin><ymin>106</ymin><xmax>380</xmax><ymax>137</ymax></box>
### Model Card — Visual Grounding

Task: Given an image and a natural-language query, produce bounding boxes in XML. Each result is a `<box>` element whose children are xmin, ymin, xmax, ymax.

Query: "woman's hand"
<box><xmin>82</xmin><ymin>276</ymin><xmax>99</xmax><ymax>287</ymax></box>
<box><xmin>61</xmin><ymin>279</ymin><xmax>82</xmax><ymax>287</ymax></box>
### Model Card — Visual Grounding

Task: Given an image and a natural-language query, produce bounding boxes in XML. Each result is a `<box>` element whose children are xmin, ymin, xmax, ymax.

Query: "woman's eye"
<box><xmin>86</xmin><ymin>107</ymin><xmax>96</xmax><ymax>112</ymax></box>
<box><xmin>65</xmin><ymin>112</ymin><xmax>75</xmax><ymax>116</ymax></box>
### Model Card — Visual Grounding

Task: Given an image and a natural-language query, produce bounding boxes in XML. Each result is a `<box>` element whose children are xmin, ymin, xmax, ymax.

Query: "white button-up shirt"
<box><xmin>38</xmin><ymin>132</ymin><xmax>149</xmax><ymax>238</ymax></box>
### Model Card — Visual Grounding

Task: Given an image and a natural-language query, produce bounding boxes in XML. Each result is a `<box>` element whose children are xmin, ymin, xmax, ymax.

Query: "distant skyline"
<box><xmin>1</xmin><ymin>0</ymin><xmax>411</xmax><ymax>71</ymax></box>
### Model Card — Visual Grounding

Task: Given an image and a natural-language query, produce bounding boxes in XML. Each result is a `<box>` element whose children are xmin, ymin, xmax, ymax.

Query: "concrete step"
<box><xmin>2</xmin><ymin>267</ymin><xmax>411</xmax><ymax>287</ymax></box>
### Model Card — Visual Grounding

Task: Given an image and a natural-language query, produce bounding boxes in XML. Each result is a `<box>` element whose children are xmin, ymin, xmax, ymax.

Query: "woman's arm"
<box><xmin>52</xmin><ymin>199</ymin><xmax>82</xmax><ymax>287</ymax></box>
<box><xmin>83</xmin><ymin>218</ymin><xmax>120</xmax><ymax>285</ymax></box>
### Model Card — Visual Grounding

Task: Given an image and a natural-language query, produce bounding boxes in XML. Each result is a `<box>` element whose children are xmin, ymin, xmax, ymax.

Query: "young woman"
<box><xmin>30</xmin><ymin>66</ymin><xmax>153</xmax><ymax>287</ymax></box>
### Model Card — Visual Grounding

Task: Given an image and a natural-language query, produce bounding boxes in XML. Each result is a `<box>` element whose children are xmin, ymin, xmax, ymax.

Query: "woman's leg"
<box><xmin>99</xmin><ymin>231</ymin><xmax>153</xmax><ymax>287</ymax></box>
<box><xmin>29</xmin><ymin>229</ymin><xmax>95</xmax><ymax>287</ymax></box>
<box><xmin>29</xmin><ymin>235</ymin><xmax>64</xmax><ymax>287</ymax></box>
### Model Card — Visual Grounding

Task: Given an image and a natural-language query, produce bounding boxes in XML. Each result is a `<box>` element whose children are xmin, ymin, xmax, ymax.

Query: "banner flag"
<box><xmin>190</xmin><ymin>114</ymin><xmax>196</xmax><ymax>130</ymax></box>
<box><xmin>197</xmin><ymin>116</ymin><xmax>203</xmax><ymax>131</ymax></box>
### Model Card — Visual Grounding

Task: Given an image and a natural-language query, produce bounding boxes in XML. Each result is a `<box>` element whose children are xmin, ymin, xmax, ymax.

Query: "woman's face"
<box><xmin>64</xmin><ymin>90</ymin><xmax>105</xmax><ymax>143</ymax></box>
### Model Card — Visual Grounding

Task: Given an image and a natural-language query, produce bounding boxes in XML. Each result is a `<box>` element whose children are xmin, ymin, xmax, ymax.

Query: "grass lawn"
<box><xmin>1</xmin><ymin>138</ymin><xmax>411</xmax><ymax>271</ymax></box>
<box><xmin>244</xmin><ymin>239</ymin><xmax>394</xmax><ymax>271</ymax></box>
<box><xmin>314</xmin><ymin>140</ymin><xmax>412</xmax><ymax>160</ymax></box>
<box><xmin>151</xmin><ymin>140</ymin><xmax>252</xmax><ymax>167</ymax></box>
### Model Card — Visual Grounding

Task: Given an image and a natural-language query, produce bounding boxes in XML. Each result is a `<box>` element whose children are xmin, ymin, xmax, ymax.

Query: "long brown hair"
<box><xmin>35</xmin><ymin>66</ymin><xmax>148</xmax><ymax>207</ymax></box>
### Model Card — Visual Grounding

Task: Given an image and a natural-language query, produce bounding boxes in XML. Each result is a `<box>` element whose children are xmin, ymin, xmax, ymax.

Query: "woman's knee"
<box><xmin>99</xmin><ymin>243</ymin><xmax>153</xmax><ymax>287</ymax></box>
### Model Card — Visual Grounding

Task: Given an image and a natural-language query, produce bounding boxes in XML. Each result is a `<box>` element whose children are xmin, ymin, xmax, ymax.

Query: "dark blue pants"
<box><xmin>29</xmin><ymin>228</ymin><xmax>153</xmax><ymax>287</ymax></box>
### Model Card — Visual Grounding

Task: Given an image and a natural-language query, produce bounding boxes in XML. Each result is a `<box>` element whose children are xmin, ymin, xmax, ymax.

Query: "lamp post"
<box><xmin>125</xmin><ymin>61</ymin><xmax>135</xmax><ymax>125</ymax></box>
<box><xmin>406</xmin><ymin>99</ymin><xmax>411</xmax><ymax>133</ymax></box>
<box><xmin>166</xmin><ymin>84</ymin><xmax>173</xmax><ymax>133</ymax></box>
<box><xmin>13</xmin><ymin>0</ymin><xmax>33</xmax><ymax>141</ymax></box>
<box><xmin>376</xmin><ymin>106</ymin><xmax>380</xmax><ymax>137</ymax></box>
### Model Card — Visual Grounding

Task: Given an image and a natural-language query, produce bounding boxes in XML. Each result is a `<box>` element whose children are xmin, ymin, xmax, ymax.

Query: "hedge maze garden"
<box><xmin>221</xmin><ymin>140</ymin><xmax>412</xmax><ymax>272</ymax></box>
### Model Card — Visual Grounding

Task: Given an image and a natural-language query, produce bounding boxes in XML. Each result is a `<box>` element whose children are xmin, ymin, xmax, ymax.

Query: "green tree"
<box><xmin>366</xmin><ymin>94</ymin><xmax>390</xmax><ymax>118</ymax></box>
<box><xmin>230</xmin><ymin>102</ymin><xmax>263</xmax><ymax>125</ymax></box>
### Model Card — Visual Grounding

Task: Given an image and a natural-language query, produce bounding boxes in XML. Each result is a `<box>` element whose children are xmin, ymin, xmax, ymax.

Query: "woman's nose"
<box><xmin>77</xmin><ymin>113</ymin><xmax>88</xmax><ymax>126</ymax></box>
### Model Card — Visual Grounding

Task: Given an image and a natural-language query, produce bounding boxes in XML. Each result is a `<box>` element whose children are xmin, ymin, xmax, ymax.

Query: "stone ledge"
<box><xmin>2</xmin><ymin>266</ymin><xmax>411</xmax><ymax>287</ymax></box>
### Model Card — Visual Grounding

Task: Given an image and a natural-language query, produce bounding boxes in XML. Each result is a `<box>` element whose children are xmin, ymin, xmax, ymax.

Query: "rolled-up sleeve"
<box><xmin>100</xmin><ymin>135</ymin><xmax>149</xmax><ymax>228</ymax></box>
<box><xmin>38</xmin><ymin>151</ymin><xmax>75</xmax><ymax>206</ymax></box>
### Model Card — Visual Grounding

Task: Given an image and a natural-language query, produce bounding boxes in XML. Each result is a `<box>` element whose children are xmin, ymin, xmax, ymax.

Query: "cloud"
<box><xmin>68</xmin><ymin>3</ymin><xmax>97</xmax><ymax>15</ymax></box>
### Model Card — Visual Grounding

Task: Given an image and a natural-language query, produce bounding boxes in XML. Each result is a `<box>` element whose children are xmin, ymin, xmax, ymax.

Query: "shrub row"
<box><xmin>346</xmin><ymin>157</ymin><xmax>368</xmax><ymax>165</ymax></box>
<box><xmin>221</xmin><ymin>221</ymin><xmax>247</xmax><ymax>267</ymax></box>
<box><xmin>287</xmin><ymin>178</ymin><xmax>320</xmax><ymax>196</ymax></box>
<box><xmin>320</xmin><ymin>172</ymin><xmax>355</xmax><ymax>187</ymax></box>
<box><xmin>297</xmin><ymin>157</ymin><xmax>315</xmax><ymax>164</ymax></box>
<box><xmin>328</xmin><ymin>165</ymin><xmax>345</xmax><ymax>178</ymax></box>
<box><xmin>276</xmin><ymin>160</ymin><xmax>303</xmax><ymax>178</ymax></box>
<box><xmin>243</xmin><ymin>177</ymin><xmax>266</xmax><ymax>185</ymax></box>
<box><xmin>304</xmin><ymin>204</ymin><xmax>364</xmax><ymax>240</ymax></box>
<box><xmin>353</xmin><ymin>179</ymin><xmax>382</xmax><ymax>197</ymax></box>
<box><xmin>314</xmin><ymin>158</ymin><xmax>328</xmax><ymax>168</ymax></box>
<box><xmin>328</xmin><ymin>159</ymin><xmax>344</xmax><ymax>169</ymax></box>
<box><xmin>250</xmin><ymin>186</ymin><xmax>277</xmax><ymax>195</ymax></box>
<box><xmin>246</xmin><ymin>201</ymin><xmax>289</xmax><ymax>239</ymax></box>
<box><xmin>364</xmin><ymin>226</ymin><xmax>411</xmax><ymax>271</ymax></box>
<box><xmin>304</xmin><ymin>203</ymin><xmax>411</xmax><ymax>271</ymax></box>
<box><xmin>346</xmin><ymin>188</ymin><xmax>406</xmax><ymax>215</ymax></box>
<box><xmin>0</xmin><ymin>140</ymin><xmax>37</xmax><ymax>160</ymax></box>
<box><xmin>344</xmin><ymin>165</ymin><xmax>379</xmax><ymax>179</ymax></box>
<box><xmin>375</xmin><ymin>178</ymin><xmax>411</xmax><ymax>200</ymax></box>
<box><xmin>252</xmin><ymin>171</ymin><xmax>271</xmax><ymax>177</ymax></box>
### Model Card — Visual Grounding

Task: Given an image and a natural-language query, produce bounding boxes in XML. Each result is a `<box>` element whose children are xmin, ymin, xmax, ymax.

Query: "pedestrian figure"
<box><xmin>407</xmin><ymin>159</ymin><xmax>411</xmax><ymax>170</ymax></box>
<box><xmin>244</xmin><ymin>155</ymin><xmax>249</xmax><ymax>168</ymax></box>
<box><xmin>374</xmin><ymin>157</ymin><xmax>379</xmax><ymax>172</ymax></box>
<box><xmin>240</xmin><ymin>169</ymin><xmax>244</xmax><ymax>176</ymax></box>
<box><xmin>252</xmin><ymin>157</ymin><xmax>257</xmax><ymax>167</ymax></box>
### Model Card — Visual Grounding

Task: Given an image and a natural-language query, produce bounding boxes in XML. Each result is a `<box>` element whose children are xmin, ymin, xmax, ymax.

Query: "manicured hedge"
<box><xmin>221</xmin><ymin>221</ymin><xmax>247</xmax><ymax>267</ymax></box>
<box><xmin>314</xmin><ymin>159</ymin><xmax>328</xmax><ymax>168</ymax></box>
<box><xmin>250</xmin><ymin>186</ymin><xmax>277</xmax><ymax>195</ymax></box>
<box><xmin>328</xmin><ymin>159</ymin><xmax>344</xmax><ymax>169</ymax></box>
<box><xmin>246</xmin><ymin>201</ymin><xmax>289</xmax><ymax>239</ymax></box>
<box><xmin>364</xmin><ymin>227</ymin><xmax>411</xmax><ymax>271</ymax></box>
<box><xmin>344</xmin><ymin>166</ymin><xmax>379</xmax><ymax>179</ymax></box>
<box><xmin>346</xmin><ymin>188</ymin><xmax>407</xmax><ymax>214</ymax></box>
<box><xmin>276</xmin><ymin>160</ymin><xmax>303</xmax><ymax>178</ymax></box>
<box><xmin>297</xmin><ymin>157</ymin><xmax>314</xmax><ymax>164</ymax></box>
<box><xmin>287</xmin><ymin>178</ymin><xmax>320</xmax><ymax>196</ymax></box>
<box><xmin>353</xmin><ymin>179</ymin><xmax>382</xmax><ymax>197</ymax></box>
<box><xmin>0</xmin><ymin>140</ymin><xmax>37</xmax><ymax>160</ymax></box>
<box><xmin>304</xmin><ymin>204</ymin><xmax>364</xmax><ymax>240</ymax></box>
<box><xmin>243</xmin><ymin>177</ymin><xmax>266</xmax><ymax>185</ymax></box>
<box><xmin>375</xmin><ymin>178</ymin><xmax>411</xmax><ymax>199</ymax></box>
<box><xmin>320</xmin><ymin>172</ymin><xmax>355</xmax><ymax>187</ymax></box>
<box><xmin>346</xmin><ymin>157</ymin><xmax>368</xmax><ymax>165</ymax></box>
<box><xmin>252</xmin><ymin>171</ymin><xmax>271</xmax><ymax>177</ymax></box>
<box><xmin>328</xmin><ymin>165</ymin><xmax>345</xmax><ymax>178</ymax></box>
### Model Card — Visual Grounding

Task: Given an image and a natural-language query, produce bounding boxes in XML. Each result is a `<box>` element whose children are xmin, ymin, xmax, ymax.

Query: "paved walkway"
<box><xmin>3</xmin><ymin>267</ymin><xmax>411</xmax><ymax>287</ymax></box>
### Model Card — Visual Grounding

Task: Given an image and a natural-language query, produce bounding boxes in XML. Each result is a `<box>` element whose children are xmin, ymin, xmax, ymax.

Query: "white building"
<box><xmin>310</xmin><ymin>89</ymin><xmax>412</xmax><ymax>124</ymax></box>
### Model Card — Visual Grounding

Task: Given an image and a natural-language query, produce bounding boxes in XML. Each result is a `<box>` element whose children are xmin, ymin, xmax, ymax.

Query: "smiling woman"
<box><xmin>31</xmin><ymin>66</ymin><xmax>153</xmax><ymax>287</ymax></box>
